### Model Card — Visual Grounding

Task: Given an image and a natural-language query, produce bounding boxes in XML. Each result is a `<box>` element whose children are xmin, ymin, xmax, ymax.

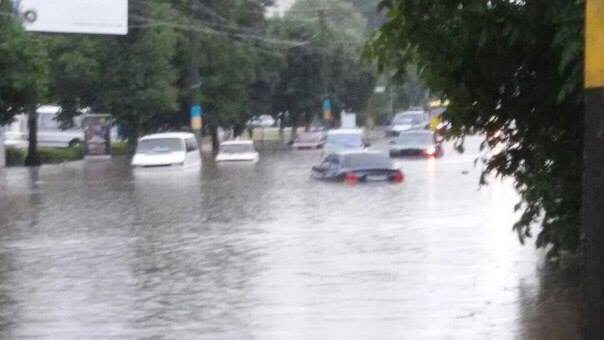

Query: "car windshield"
<box><xmin>326</xmin><ymin>133</ymin><xmax>363</xmax><ymax>148</ymax></box>
<box><xmin>393</xmin><ymin>114</ymin><xmax>423</xmax><ymax>125</ymax></box>
<box><xmin>396</xmin><ymin>133</ymin><xmax>434</xmax><ymax>145</ymax></box>
<box><xmin>344</xmin><ymin>153</ymin><xmax>393</xmax><ymax>169</ymax></box>
<box><xmin>221</xmin><ymin>144</ymin><xmax>255</xmax><ymax>153</ymax></box>
<box><xmin>137</xmin><ymin>138</ymin><xmax>183</xmax><ymax>154</ymax></box>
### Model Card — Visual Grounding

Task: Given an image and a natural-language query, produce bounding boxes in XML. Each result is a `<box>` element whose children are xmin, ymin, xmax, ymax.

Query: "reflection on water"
<box><xmin>0</xmin><ymin>136</ymin><xmax>580</xmax><ymax>339</ymax></box>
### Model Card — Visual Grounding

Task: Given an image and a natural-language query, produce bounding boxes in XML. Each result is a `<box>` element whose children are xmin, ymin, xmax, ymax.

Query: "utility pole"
<box><xmin>584</xmin><ymin>1</ymin><xmax>604</xmax><ymax>338</ymax></box>
<box><xmin>318</xmin><ymin>9</ymin><xmax>332</xmax><ymax>127</ymax></box>
<box><xmin>189</xmin><ymin>0</ymin><xmax>202</xmax><ymax>146</ymax></box>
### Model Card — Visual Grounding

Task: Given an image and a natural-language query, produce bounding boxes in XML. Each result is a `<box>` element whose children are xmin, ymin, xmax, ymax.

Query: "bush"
<box><xmin>111</xmin><ymin>142</ymin><xmax>128</xmax><ymax>156</ymax></box>
<box><xmin>6</xmin><ymin>148</ymin><xmax>25</xmax><ymax>166</ymax></box>
<box><xmin>38</xmin><ymin>147</ymin><xmax>84</xmax><ymax>164</ymax></box>
<box><xmin>5</xmin><ymin>147</ymin><xmax>84</xmax><ymax>166</ymax></box>
<box><xmin>5</xmin><ymin>143</ymin><xmax>129</xmax><ymax>166</ymax></box>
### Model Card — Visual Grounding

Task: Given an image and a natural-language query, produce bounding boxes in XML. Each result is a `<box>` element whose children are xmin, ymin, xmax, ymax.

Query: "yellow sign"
<box><xmin>586</xmin><ymin>0</ymin><xmax>604</xmax><ymax>88</ymax></box>
<box><xmin>191</xmin><ymin>117</ymin><xmax>202</xmax><ymax>130</ymax></box>
<box><xmin>429</xmin><ymin>116</ymin><xmax>441</xmax><ymax>131</ymax></box>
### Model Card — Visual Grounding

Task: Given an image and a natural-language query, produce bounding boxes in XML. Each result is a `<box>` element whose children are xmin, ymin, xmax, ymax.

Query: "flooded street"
<box><xmin>0</xmin><ymin>136</ymin><xmax>580</xmax><ymax>339</ymax></box>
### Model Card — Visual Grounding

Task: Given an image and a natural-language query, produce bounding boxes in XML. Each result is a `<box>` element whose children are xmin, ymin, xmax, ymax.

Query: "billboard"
<box><xmin>18</xmin><ymin>0</ymin><xmax>128</xmax><ymax>35</ymax></box>
<box><xmin>82</xmin><ymin>114</ymin><xmax>112</xmax><ymax>158</ymax></box>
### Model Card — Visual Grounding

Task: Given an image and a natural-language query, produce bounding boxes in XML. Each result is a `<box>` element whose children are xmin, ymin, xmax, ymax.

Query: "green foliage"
<box><xmin>0</xmin><ymin>3</ymin><xmax>48</xmax><ymax>125</ymax></box>
<box><xmin>368</xmin><ymin>0</ymin><xmax>585</xmax><ymax>257</ymax></box>
<box><xmin>5</xmin><ymin>148</ymin><xmax>25</xmax><ymax>166</ymax></box>
<box><xmin>6</xmin><ymin>147</ymin><xmax>83</xmax><ymax>166</ymax></box>
<box><xmin>343</xmin><ymin>0</ymin><xmax>385</xmax><ymax>32</ymax></box>
<box><xmin>38</xmin><ymin>147</ymin><xmax>84</xmax><ymax>164</ymax></box>
<box><xmin>270</xmin><ymin>0</ymin><xmax>376</xmax><ymax>125</ymax></box>
<box><xmin>110</xmin><ymin>142</ymin><xmax>129</xmax><ymax>157</ymax></box>
<box><xmin>192</xmin><ymin>0</ymin><xmax>282</xmax><ymax>128</ymax></box>
<box><xmin>3</xmin><ymin>0</ymin><xmax>375</xmax><ymax>150</ymax></box>
<box><xmin>99</xmin><ymin>2</ymin><xmax>179</xmax><ymax>127</ymax></box>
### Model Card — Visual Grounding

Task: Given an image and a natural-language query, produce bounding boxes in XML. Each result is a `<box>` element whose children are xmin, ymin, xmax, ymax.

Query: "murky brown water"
<box><xmin>0</xmin><ymin>136</ymin><xmax>580</xmax><ymax>339</ymax></box>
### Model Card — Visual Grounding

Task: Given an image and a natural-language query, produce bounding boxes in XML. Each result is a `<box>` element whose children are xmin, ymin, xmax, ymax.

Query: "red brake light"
<box><xmin>344</xmin><ymin>172</ymin><xmax>358</xmax><ymax>185</ymax></box>
<box><xmin>423</xmin><ymin>146</ymin><xmax>436</xmax><ymax>156</ymax></box>
<box><xmin>392</xmin><ymin>170</ymin><xmax>405</xmax><ymax>183</ymax></box>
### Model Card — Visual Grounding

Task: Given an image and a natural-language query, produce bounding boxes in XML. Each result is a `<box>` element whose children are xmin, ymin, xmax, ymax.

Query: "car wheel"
<box><xmin>68</xmin><ymin>139</ymin><xmax>81</xmax><ymax>148</ymax></box>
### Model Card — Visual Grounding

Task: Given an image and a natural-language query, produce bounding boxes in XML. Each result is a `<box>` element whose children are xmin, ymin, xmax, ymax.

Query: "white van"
<box><xmin>3</xmin><ymin>106</ymin><xmax>84</xmax><ymax>148</ymax></box>
<box><xmin>131</xmin><ymin>132</ymin><xmax>201</xmax><ymax>168</ymax></box>
<box><xmin>2</xmin><ymin>105</ymin><xmax>120</xmax><ymax>149</ymax></box>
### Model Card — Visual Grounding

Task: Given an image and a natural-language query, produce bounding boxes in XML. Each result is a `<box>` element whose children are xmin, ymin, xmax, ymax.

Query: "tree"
<box><xmin>367</xmin><ymin>0</ymin><xmax>584</xmax><ymax>257</ymax></box>
<box><xmin>48</xmin><ymin>1</ymin><xmax>180</xmax><ymax>154</ymax></box>
<box><xmin>180</xmin><ymin>0</ymin><xmax>279</xmax><ymax>150</ymax></box>
<box><xmin>46</xmin><ymin>36</ymin><xmax>103</xmax><ymax>127</ymax></box>
<box><xmin>0</xmin><ymin>2</ymin><xmax>49</xmax><ymax>166</ymax></box>
<box><xmin>343</xmin><ymin>0</ymin><xmax>385</xmax><ymax>33</ymax></box>
<box><xmin>270</xmin><ymin>0</ymin><xmax>376</xmax><ymax>135</ymax></box>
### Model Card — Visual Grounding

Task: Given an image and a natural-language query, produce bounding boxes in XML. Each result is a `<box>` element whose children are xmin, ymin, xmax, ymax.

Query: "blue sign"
<box><xmin>190</xmin><ymin>105</ymin><xmax>202</xmax><ymax>118</ymax></box>
<box><xmin>322</xmin><ymin>99</ymin><xmax>331</xmax><ymax>111</ymax></box>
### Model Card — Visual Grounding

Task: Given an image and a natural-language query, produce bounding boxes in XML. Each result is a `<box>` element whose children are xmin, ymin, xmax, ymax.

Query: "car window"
<box><xmin>344</xmin><ymin>153</ymin><xmax>393</xmax><ymax>169</ymax></box>
<box><xmin>221</xmin><ymin>144</ymin><xmax>255</xmax><ymax>153</ymax></box>
<box><xmin>393</xmin><ymin>114</ymin><xmax>423</xmax><ymax>125</ymax></box>
<box><xmin>319</xmin><ymin>155</ymin><xmax>335</xmax><ymax>170</ymax></box>
<box><xmin>186</xmin><ymin>138</ymin><xmax>198</xmax><ymax>152</ymax></box>
<box><xmin>137</xmin><ymin>138</ymin><xmax>183</xmax><ymax>154</ymax></box>
<box><xmin>39</xmin><ymin>114</ymin><xmax>59</xmax><ymax>130</ymax></box>
<box><xmin>326</xmin><ymin>133</ymin><xmax>364</xmax><ymax>148</ymax></box>
<box><xmin>397</xmin><ymin>133</ymin><xmax>434</xmax><ymax>145</ymax></box>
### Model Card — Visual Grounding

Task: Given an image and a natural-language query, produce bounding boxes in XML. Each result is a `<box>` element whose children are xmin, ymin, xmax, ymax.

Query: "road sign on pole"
<box><xmin>191</xmin><ymin>105</ymin><xmax>203</xmax><ymax>131</ymax></box>
<box><xmin>18</xmin><ymin>0</ymin><xmax>128</xmax><ymax>35</ymax></box>
<box><xmin>584</xmin><ymin>1</ymin><xmax>604</xmax><ymax>338</ymax></box>
<box><xmin>323</xmin><ymin>99</ymin><xmax>332</xmax><ymax>123</ymax></box>
<box><xmin>586</xmin><ymin>0</ymin><xmax>604</xmax><ymax>88</ymax></box>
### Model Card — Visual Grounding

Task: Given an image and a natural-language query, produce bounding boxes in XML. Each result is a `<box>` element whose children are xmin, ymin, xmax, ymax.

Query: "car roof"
<box><xmin>398</xmin><ymin>130</ymin><xmax>433</xmax><ymax>135</ymax></box>
<box><xmin>329</xmin><ymin>150</ymin><xmax>387</xmax><ymax>157</ymax></box>
<box><xmin>221</xmin><ymin>140</ymin><xmax>254</xmax><ymax>146</ymax></box>
<box><xmin>395</xmin><ymin>110</ymin><xmax>424</xmax><ymax>116</ymax></box>
<box><xmin>140</xmin><ymin>132</ymin><xmax>195</xmax><ymax>140</ymax></box>
<box><xmin>299</xmin><ymin>130</ymin><xmax>323</xmax><ymax>134</ymax></box>
<box><xmin>327</xmin><ymin>129</ymin><xmax>363</xmax><ymax>135</ymax></box>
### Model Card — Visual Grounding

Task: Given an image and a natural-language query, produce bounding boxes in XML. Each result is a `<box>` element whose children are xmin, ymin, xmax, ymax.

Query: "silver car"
<box><xmin>389</xmin><ymin>130</ymin><xmax>443</xmax><ymax>158</ymax></box>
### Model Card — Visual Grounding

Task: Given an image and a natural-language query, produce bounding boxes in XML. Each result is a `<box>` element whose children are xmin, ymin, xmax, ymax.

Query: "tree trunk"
<box><xmin>233</xmin><ymin>124</ymin><xmax>243</xmax><ymax>138</ymax></box>
<box><xmin>279</xmin><ymin>113</ymin><xmax>285</xmax><ymax>139</ymax></box>
<box><xmin>24</xmin><ymin>109</ymin><xmax>40</xmax><ymax>167</ymax></box>
<box><xmin>210</xmin><ymin>125</ymin><xmax>220</xmax><ymax>153</ymax></box>
<box><xmin>290</xmin><ymin>116</ymin><xmax>298</xmax><ymax>144</ymax></box>
<box><xmin>126</xmin><ymin>117</ymin><xmax>140</xmax><ymax>156</ymax></box>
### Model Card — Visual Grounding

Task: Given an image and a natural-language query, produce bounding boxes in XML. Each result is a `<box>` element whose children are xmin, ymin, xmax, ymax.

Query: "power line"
<box><xmin>129</xmin><ymin>14</ymin><xmax>310</xmax><ymax>48</ymax></box>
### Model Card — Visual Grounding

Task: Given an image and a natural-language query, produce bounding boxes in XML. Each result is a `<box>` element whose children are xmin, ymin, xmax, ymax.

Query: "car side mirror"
<box><xmin>365</xmin><ymin>143</ymin><xmax>371</xmax><ymax>148</ymax></box>
<box><xmin>312</xmin><ymin>166</ymin><xmax>324</xmax><ymax>172</ymax></box>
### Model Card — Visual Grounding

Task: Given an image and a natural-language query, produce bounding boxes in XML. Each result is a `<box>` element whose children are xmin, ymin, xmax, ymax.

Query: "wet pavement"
<box><xmin>0</xmin><ymin>135</ymin><xmax>581</xmax><ymax>339</ymax></box>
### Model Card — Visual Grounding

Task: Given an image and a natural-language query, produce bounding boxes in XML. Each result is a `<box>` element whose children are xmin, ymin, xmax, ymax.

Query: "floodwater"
<box><xmin>0</xmin><ymin>135</ymin><xmax>580</xmax><ymax>339</ymax></box>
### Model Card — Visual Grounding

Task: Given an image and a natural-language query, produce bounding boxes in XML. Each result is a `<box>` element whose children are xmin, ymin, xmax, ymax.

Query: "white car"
<box><xmin>247</xmin><ymin>115</ymin><xmax>275</xmax><ymax>128</ymax></box>
<box><xmin>324</xmin><ymin>129</ymin><xmax>369</xmax><ymax>154</ymax></box>
<box><xmin>131</xmin><ymin>132</ymin><xmax>201</xmax><ymax>168</ymax></box>
<box><xmin>385</xmin><ymin>110</ymin><xmax>428</xmax><ymax>137</ymax></box>
<box><xmin>216</xmin><ymin>140</ymin><xmax>259</xmax><ymax>162</ymax></box>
